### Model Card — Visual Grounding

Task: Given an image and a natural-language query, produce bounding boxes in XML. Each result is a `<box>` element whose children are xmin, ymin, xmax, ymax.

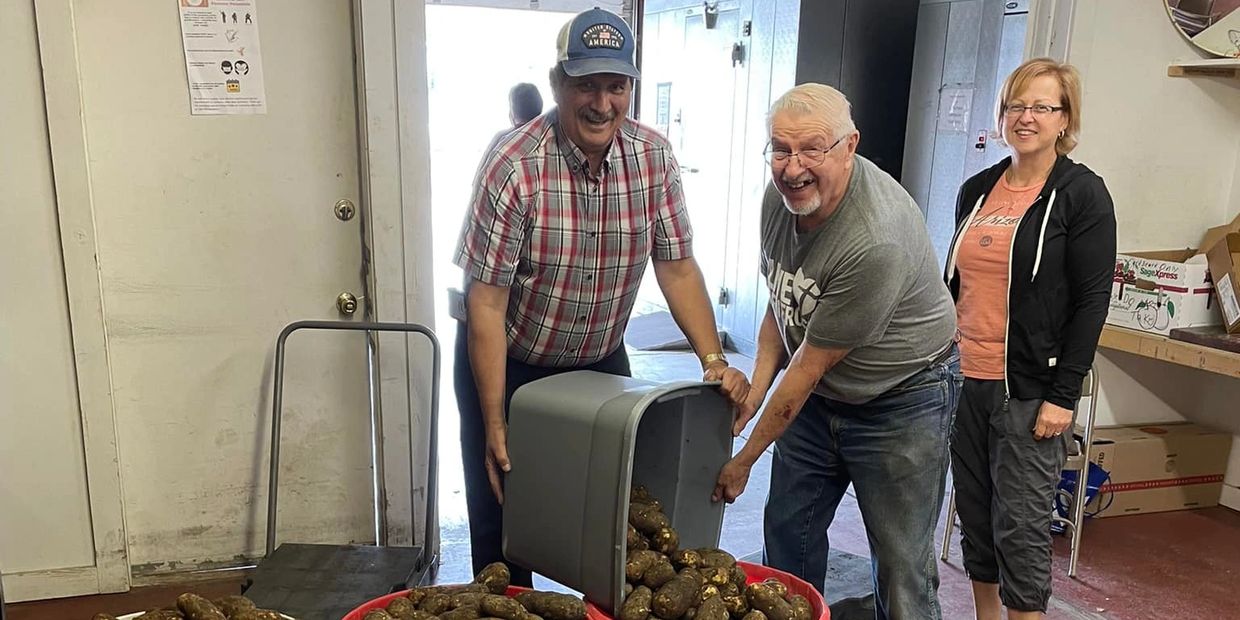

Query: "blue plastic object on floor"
<box><xmin>1052</xmin><ymin>461</ymin><xmax>1112</xmax><ymax>534</ymax></box>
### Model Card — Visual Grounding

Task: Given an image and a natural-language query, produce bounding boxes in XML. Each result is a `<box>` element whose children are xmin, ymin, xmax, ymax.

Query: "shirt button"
<box><xmin>578</xmin><ymin>315</ymin><xmax>587</xmax><ymax>321</ymax></box>
<box><xmin>585</xmin><ymin>275</ymin><xmax>593</xmax><ymax>281</ymax></box>
<box><xmin>588</xmin><ymin>232</ymin><xmax>597</xmax><ymax>238</ymax></box>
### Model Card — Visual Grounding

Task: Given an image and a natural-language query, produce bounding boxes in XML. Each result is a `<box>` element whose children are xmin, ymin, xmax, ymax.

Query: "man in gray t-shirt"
<box><xmin>760</xmin><ymin>155</ymin><xmax>957</xmax><ymax>404</ymax></box>
<box><xmin>713</xmin><ymin>84</ymin><xmax>962</xmax><ymax>619</ymax></box>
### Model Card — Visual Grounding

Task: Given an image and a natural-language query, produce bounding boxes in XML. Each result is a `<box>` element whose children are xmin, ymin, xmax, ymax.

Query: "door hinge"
<box><xmin>717</xmin><ymin>287</ymin><xmax>731</xmax><ymax>306</ymax></box>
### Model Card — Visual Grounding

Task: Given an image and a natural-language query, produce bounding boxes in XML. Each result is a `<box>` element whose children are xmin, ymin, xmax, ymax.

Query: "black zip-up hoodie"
<box><xmin>944</xmin><ymin>155</ymin><xmax>1116</xmax><ymax>409</ymax></box>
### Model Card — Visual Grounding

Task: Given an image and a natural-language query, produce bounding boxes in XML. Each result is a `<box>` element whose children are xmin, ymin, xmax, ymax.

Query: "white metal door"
<box><xmin>67</xmin><ymin>0</ymin><xmax>375</xmax><ymax>576</ymax></box>
<box><xmin>670</xmin><ymin>7</ymin><xmax>744</xmax><ymax>314</ymax></box>
<box><xmin>901</xmin><ymin>0</ymin><xmax>1029</xmax><ymax>267</ymax></box>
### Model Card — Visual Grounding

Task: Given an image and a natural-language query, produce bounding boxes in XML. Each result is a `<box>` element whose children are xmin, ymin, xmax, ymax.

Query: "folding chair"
<box><xmin>1052</xmin><ymin>367</ymin><xmax>1099</xmax><ymax>577</ymax></box>
<box><xmin>940</xmin><ymin>366</ymin><xmax>1099</xmax><ymax>578</ymax></box>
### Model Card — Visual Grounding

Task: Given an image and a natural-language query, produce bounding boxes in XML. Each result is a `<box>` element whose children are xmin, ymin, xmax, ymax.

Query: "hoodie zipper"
<box><xmin>955</xmin><ymin>162</ymin><xmax>1062</xmax><ymax>400</ymax></box>
<box><xmin>1002</xmin><ymin>191</ymin><xmax>1051</xmax><ymax>400</ymax></box>
<box><xmin>950</xmin><ymin>188</ymin><xmax>1049</xmax><ymax>401</ymax></box>
<box><xmin>1002</xmin><ymin>213</ymin><xmax>1022</xmax><ymax>401</ymax></box>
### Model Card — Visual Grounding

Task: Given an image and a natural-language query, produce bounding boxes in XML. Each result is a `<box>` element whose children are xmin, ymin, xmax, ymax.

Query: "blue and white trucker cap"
<box><xmin>556</xmin><ymin>7</ymin><xmax>641</xmax><ymax>79</ymax></box>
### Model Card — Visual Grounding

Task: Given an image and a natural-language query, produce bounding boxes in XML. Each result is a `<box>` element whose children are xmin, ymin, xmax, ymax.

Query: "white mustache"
<box><xmin>782</xmin><ymin>174</ymin><xmax>813</xmax><ymax>185</ymax></box>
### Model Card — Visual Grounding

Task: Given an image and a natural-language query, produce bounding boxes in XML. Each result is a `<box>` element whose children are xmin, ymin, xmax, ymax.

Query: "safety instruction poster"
<box><xmin>178</xmin><ymin>0</ymin><xmax>267</xmax><ymax>115</ymax></box>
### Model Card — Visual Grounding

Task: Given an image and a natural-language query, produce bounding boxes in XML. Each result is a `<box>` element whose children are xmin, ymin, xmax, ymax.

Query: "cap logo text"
<box><xmin>581</xmin><ymin>23</ymin><xmax>624</xmax><ymax>50</ymax></box>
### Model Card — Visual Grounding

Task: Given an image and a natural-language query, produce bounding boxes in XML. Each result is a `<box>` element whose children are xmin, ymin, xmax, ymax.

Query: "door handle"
<box><xmin>337</xmin><ymin>292</ymin><xmax>359</xmax><ymax>315</ymax></box>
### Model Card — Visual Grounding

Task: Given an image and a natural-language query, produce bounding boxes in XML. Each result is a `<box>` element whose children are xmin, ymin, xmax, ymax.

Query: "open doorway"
<box><xmin>424</xmin><ymin>3</ymin><xmax>578</xmax><ymax>585</ymax></box>
<box><xmin>424</xmin><ymin>0</ymin><xmax>756</xmax><ymax>583</ymax></box>
<box><xmin>423</xmin><ymin>0</ymin><xmax>625</xmax><ymax>585</ymax></box>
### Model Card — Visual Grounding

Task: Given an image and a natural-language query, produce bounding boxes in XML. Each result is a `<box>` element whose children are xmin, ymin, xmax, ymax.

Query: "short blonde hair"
<box><xmin>996</xmin><ymin>58</ymin><xmax>1082</xmax><ymax>155</ymax></box>
<box><xmin>768</xmin><ymin>83</ymin><xmax>856</xmax><ymax>141</ymax></box>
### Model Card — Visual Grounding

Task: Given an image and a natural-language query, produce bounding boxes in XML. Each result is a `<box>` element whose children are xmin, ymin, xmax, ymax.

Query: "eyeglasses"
<box><xmin>1003</xmin><ymin>104</ymin><xmax>1064</xmax><ymax>117</ymax></box>
<box><xmin>763</xmin><ymin>134</ymin><xmax>847</xmax><ymax>167</ymax></box>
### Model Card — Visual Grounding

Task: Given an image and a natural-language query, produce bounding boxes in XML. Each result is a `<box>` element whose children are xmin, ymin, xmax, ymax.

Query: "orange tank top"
<box><xmin>955</xmin><ymin>175</ymin><xmax>1044</xmax><ymax>380</ymax></box>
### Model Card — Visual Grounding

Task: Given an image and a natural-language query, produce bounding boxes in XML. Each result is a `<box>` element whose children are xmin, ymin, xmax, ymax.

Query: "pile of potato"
<box><xmin>621</xmin><ymin>487</ymin><xmax>812</xmax><ymax>620</ymax></box>
<box><xmin>91</xmin><ymin>488</ymin><xmax>811</xmax><ymax>620</ymax></box>
<box><xmin>92</xmin><ymin>593</ymin><xmax>282</xmax><ymax>619</ymax></box>
<box><xmin>362</xmin><ymin>563</ymin><xmax>587</xmax><ymax>620</ymax></box>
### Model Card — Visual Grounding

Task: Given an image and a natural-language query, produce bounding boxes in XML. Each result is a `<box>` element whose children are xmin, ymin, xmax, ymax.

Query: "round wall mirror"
<box><xmin>1164</xmin><ymin>0</ymin><xmax>1240</xmax><ymax>57</ymax></box>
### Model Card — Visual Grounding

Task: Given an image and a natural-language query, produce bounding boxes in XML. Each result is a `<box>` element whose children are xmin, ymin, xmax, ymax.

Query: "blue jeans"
<box><xmin>763</xmin><ymin>349</ymin><xmax>962</xmax><ymax>620</ymax></box>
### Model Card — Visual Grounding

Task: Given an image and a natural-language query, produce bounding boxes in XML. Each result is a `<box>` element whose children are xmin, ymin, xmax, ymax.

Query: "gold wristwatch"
<box><xmin>701</xmin><ymin>352</ymin><xmax>728</xmax><ymax>369</ymax></box>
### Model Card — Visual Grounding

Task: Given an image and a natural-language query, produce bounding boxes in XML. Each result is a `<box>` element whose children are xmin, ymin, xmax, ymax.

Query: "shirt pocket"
<box><xmin>610</xmin><ymin>213</ymin><xmax>653</xmax><ymax>269</ymax></box>
<box><xmin>525</xmin><ymin>193</ymin><xmax>577</xmax><ymax>269</ymax></box>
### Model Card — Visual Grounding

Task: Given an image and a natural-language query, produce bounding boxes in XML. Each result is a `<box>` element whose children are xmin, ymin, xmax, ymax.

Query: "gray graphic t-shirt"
<box><xmin>760</xmin><ymin>155</ymin><xmax>957</xmax><ymax>404</ymax></box>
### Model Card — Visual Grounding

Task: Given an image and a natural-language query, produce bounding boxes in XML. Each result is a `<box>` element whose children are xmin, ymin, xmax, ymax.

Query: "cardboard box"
<box><xmin>1208</xmin><ymin>234</ymin><xmax>1240</xmax><ymax>333</ymax></box>
<box><xmin>1086</xmin><ymin>423</ymin><xmax>1233</xmax><ymax>518</ymax></box>
<box><xmin>1205</xmin><ymin>214</ymin><xmax>1240</xmax><ymax>334</ymax></box>
<box><xmin>1108</xmin><ymin>250</ymin><xmax>1221</xmax><ymax>335</ymax></box>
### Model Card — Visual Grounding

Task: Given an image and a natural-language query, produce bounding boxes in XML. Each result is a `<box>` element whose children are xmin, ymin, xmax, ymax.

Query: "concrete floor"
<box><xmin>621</xmin><ymin>348</ymin><xmax>1240</xmax><ymax>620</ymax></box>
<box><xmin>8</xmin><ymin>327</ymin><xmax>1240</xmax><ymax>619</ymax></box>
<box><xmin>437</xmin><ymin>337</ymin><xmax>1240</xmax><ymax>619</ymax></box>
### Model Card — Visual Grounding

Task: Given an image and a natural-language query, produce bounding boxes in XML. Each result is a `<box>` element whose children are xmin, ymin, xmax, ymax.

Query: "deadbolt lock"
<box><xmin>337</xmin><ymin>292</ymin><xmax>359</xmax><ymax>315</ymax></box>
<box><xmin>335</xmin><ymin>199</ymin><xmax>356</xmax><ymax>221</ymax></box>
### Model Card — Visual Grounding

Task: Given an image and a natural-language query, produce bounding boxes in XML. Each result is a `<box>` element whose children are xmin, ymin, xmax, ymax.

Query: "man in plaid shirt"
<box><xmin>453</xmin><ymin>8</ymin><xmax>750</xmax><ymax>586</ymax></box>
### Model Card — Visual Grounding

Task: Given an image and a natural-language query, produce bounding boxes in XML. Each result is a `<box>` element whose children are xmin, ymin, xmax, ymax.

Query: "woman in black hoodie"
<box><xmin>944</xmin><ymin>58</ymin><xmax>1116</xmax><ymax>619</ymax></box>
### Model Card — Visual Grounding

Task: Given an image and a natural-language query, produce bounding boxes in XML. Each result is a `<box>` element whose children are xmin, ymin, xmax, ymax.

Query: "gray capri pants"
<box><xmin>950</xmin><ymin>378</ymin><xmax>1069</xmax><ymax>613</ymax></box>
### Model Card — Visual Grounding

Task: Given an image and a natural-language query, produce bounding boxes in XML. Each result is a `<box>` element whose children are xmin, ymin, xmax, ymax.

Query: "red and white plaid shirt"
<box><xmin>454</xmin><ymin>111</ymin><xmax>693</xmax><ymax>367</ymax></box>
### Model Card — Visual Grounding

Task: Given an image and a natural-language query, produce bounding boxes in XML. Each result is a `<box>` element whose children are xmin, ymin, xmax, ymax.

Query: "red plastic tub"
<box><xmin>733</xmin><ymin>562</ymin><xmax>828</xmax><ymax>620</ymax></box>
<box><xmin>342</xmin><ymin>561</ymin><xmax>828</xmax><ymax>620</ymax></box>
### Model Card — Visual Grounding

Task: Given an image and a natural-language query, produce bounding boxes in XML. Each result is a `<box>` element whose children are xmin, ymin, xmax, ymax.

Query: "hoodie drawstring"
<box><xmin>1031</xmin><ymin>188</ymin><xmax>1057</xmax><ymax>280</ymax></box>
<box><xmin>947</xmin><ymin>194</ymin><xmax>986</xmax><ymax>280</ymax></box>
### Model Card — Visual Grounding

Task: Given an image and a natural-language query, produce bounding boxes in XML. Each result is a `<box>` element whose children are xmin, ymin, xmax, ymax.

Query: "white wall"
<box><xmin>1069</xmin><ymin>0</ymin><xmax>1240</xmax><ymax>253</ymax></box>
<box><xmin>1232</xmin><ymin>131</ymin><xmax>1240</xmax><ymax>217</ymax></box>
<box><xmin>1064</xmin><ymin>0</ymin><xmax>1240</xmax><ymax>505</ymax></box>
<box><xmin>12</xmin><ymin>0</ymin><xmax>437</xmax><ymax>585</ymax></box>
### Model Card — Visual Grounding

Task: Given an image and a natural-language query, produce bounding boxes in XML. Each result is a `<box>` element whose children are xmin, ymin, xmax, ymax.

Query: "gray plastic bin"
<box><xmin>502</xmin><ymin>370</ymin><xmax>733</xmax><ymax>615</ymax></box>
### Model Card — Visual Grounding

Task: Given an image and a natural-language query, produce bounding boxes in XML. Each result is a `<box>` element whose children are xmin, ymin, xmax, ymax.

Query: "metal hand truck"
<box><xmin>244</xmin><ymin>320</ymin><xmax>440</xmax><ymax>620</ymax></box>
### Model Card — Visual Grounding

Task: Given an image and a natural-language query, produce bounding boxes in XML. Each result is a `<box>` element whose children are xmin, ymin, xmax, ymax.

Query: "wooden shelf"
<box><xmin>1099</xmin><ymin>325</ymin><xmax>1240</xmax><ymax>379</ymax></box>
<box><xmin>1168</xmin><ymin>58</ymin><xmax>1240</xmax><ymax>78</ymax></box>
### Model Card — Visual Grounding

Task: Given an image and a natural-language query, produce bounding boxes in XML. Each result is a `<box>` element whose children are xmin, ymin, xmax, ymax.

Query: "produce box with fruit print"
<box><xmin>1107</xmin><ymin>249</ymin><xmax>1222</xmax><ymax>335</ymax></box>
